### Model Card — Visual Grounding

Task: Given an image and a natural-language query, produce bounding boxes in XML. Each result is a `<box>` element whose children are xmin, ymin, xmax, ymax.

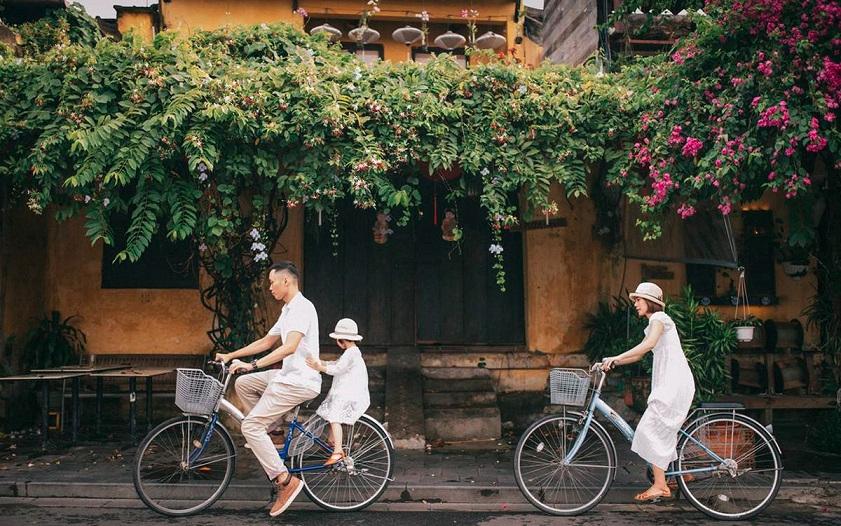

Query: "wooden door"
<box><xmin>304</xmin><ymin>184</ymin><xmax>524</xmax><ymax>347</ymax></box>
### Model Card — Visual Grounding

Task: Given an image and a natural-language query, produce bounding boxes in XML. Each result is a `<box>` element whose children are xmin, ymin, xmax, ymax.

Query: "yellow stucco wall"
<box><xmin>116</xmin><ymin>8</ymin><xmax>156</xmax><ymax>43</ymax></box>
<box><xmin>522</xmin><ymin>179</ymin><xmax>818</xmax><ymax>355</ymax></box>
<box><xmin>13</xmin><ymin>206</ymin><xmax>303</xmax><ymax>357</ymax></box>
<box><xmin>157</xmin><ymin>0</ymin><xmax>532</xmax><ymax>66</ymax></box>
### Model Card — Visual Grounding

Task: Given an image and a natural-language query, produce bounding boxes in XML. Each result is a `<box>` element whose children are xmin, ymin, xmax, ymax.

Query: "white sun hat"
<box><xmin>628</xmin><ymin>282</ymin><xmax>665</xmax><ymax>307</ymax></box>
<box><xmin>329</xmin><ymin>318</ymin><xmax>364</xmax><ymax>341</ymax></box>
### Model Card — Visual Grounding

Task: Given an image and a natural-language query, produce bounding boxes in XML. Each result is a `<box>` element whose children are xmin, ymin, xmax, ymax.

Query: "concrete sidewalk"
<box><xmin>1</xmin><ymin>425</ymin><xmax>839</xmax><ymax>513</ymax></box>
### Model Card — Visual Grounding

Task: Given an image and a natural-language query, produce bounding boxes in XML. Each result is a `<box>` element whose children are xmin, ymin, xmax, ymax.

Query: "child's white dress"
<box><xmin>631</xmin><ymin>311</ymin><xmax>696</xmax><ymax>470</ymax></box>
<box><xmin>317</xmin><ymin>346</ymin><xmax>370</xmax><ymax>424</ymax></box>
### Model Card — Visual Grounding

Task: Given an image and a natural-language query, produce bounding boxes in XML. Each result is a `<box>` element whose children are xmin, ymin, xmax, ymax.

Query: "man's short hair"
<box><xmin>269</xmin><ymin>261</ymin><xmax>300</xmax><ymax>281</ymax></box>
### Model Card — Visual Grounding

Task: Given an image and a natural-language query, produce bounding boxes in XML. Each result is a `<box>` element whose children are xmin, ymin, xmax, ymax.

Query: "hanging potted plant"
<box><xmin>732</xmin><ymin>267</ymin><xmax>758</xmax><ymax>342</ymax></box>
<box><xmin>777</xmin><ymin>241</ymin><xmax>811</xmax><ymax>279</ymax></box>
<box><xmin>775</xmin><ymin>218</ymin><xmax>814</xmax><ymax>279</ymax></box>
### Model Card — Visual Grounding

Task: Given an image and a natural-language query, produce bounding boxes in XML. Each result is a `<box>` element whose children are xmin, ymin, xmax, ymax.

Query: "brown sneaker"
<box><xmin>269</xmin><ymin>472</ymin><xmax>303</xmax><ymax>517</ymax></box>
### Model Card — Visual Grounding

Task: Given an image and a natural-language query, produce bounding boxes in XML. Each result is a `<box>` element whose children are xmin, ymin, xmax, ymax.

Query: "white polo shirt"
<box><xmin>268</xmin><ymin>291</ymin><xmax>321</xmax><ymax>393</ymax></box>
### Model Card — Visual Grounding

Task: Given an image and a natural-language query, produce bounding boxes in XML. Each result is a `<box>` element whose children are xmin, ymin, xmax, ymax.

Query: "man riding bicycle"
<box><xmin>215</xmin><ymin>261</ymin><xmax>320</xmax><ymax>517</ymax></box>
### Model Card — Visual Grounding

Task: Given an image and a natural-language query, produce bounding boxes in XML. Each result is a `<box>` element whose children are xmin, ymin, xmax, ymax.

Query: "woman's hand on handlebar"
<box><xmin>600</xmin><ymin>357</ymin><xmax>619</xmax><ymax>371</ymax></box>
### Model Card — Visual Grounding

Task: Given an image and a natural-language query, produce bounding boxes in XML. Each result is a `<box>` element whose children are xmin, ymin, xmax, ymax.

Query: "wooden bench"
<box><xmin>717</xmin><ymin>393</ymin><xmax>838</xmax><ymax>424</ymax></box>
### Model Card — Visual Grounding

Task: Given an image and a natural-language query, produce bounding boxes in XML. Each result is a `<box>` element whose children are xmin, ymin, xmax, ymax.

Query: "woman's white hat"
<box><xmin>629</xmin><ymin>282</ymin><xmax>665</xmax><ymax>307</ymax></box>
<box><xmin>329</xmin><ymin>318</ymin><xmax>364</xmax><ymax>341</ymax></box>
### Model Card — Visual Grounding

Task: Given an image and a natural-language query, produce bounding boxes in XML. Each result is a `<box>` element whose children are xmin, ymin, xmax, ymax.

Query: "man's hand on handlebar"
<box><xmin>228</xmin><ymin>359</ymin><xmax>252</xmax><ymax>375</ymax></box>
<box><xmin>214</xmin><ymin>352</ymin><xmax>230</xmax><ymax>364</ymax></box>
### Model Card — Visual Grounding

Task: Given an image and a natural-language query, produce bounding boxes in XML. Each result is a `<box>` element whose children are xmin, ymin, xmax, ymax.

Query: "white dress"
<box><xmin>316</xmin><ymin>346</ymin><xmax>370</xmax><ymax>425</ymax></box>
<box><xmin>631</xmin><ymin>311</ymin><xmax>696</xmax><ymax>470</ymax></box>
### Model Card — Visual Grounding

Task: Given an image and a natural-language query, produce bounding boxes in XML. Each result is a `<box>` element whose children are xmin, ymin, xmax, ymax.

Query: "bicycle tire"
<box><xmin>294</xmin><ymin>414</ymin><xmax>394</xmax><ymax>511</ymax></box>
<box><xmin>676</xmin><ymin>413</ymin><xmax>782</xmax><ymax>520</ymax></box>
<box><xmin>514</xmin><ymin>413</ymin><xmax>616</xmax><ymax>516</ymax></box>
<box><xmin>133</xmin><ymin>415</ymin><xmax>236</xmax><ymax>517</ymax></box>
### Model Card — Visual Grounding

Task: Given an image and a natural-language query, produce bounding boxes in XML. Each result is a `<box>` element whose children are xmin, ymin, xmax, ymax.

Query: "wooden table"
<box><xmin>31</xmin><ymin>364</ymin><xmax>130</xmax><ymax>374</ymax></box>
<box><xmin>0</xmin><ymin>372</ymin><xmax>89</xmax><ymax>449</ymax></box>
<box><xmin>89</xmin><ymin>367</ymin><xmax>174</xmax><ymax>443</ymax></box>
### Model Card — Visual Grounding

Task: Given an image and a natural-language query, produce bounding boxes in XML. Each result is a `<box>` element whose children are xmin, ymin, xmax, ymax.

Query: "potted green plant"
<box><xmin>667</xmin><ymin>286</ymin><xmax>737</xmax><ymax>402</ymax></box>
<box><xmin>21</xmin><ymin>311</ymin><xmax>87</xmax><ymax>370</ymax></box>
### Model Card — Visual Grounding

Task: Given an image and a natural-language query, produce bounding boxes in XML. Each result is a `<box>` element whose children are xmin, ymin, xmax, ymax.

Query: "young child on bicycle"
<box><xmin>601</xmin><ymin>282</ymin><xmax>695</xmax><ymax>503</ymax></box>
<box><xmin>306</xmin><ymin>318</ymin><xmax>370</xmax><ymax>466</ymax></box>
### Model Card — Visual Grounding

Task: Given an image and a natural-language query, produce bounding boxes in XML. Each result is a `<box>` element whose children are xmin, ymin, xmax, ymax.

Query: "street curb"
<box><xmin>1</xmin><ymin>478</ymin><xmax>837</xmax><ymax>506</ymax></box>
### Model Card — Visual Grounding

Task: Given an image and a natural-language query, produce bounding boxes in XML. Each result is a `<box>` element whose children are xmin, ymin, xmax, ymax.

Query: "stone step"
<box><xmin>424</xmin><ymin>406</ymin><xmax>501</xmax><ymax>441</ymax></box>
<box><xmin>422</xmin><ymin>367</ymin><xmax>494</xmax><ymax>381</ymax></box>
<box><xmin>424</xmin><ymin>390</ymin><xmax>497</xmax><ymax>408</ymax></box>
<box><xmin>423</xmin><ymin>377</ymin><xmax>495</xmax><ymax>393</ymax></box>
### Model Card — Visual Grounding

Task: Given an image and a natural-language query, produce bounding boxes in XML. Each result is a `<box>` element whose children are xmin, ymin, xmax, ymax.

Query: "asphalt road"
<box><xmin>1</xmin><ymin>500</ymin><xmax>839</xmax><ymax>526</ymax></box>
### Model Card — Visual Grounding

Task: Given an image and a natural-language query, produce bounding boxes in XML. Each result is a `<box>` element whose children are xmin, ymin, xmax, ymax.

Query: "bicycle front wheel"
<box><xmin>676</xmin><ymin>414</ymin><xmax>782</xmax><ymax>520</ymax></box>
<box><xmin>133</xmin><ymin>415</ymin><xmax>236</xmax><ymax>517</ymax></box>
<box><xmin>514</xmin><ymin>414</ymin><xmax>616</xmax><ymax>516</ymax></box>
<box><xmin>294</xmin><ymin>414</ymin><xmax>394</xmax><ymax>511</ymax></box>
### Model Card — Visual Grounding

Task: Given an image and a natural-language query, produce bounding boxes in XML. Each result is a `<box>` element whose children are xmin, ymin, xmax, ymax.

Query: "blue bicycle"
<box><xmin>514</xmin><ymin>364</ymin><xmax>783</xmax><ymax>520</ymax></box>
<box><xmin>132</xmin><ymin>362</ymin><xmax>394</xmax><ymax>516</ymax></box>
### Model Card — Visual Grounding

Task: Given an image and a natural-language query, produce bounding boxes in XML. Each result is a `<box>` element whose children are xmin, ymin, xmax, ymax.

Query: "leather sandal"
<box><xmin>633</xmin><ymin>487</ymin><xmax>671</xmax><ymax>502</ymax></box>
<box><xmin>323</xmin><ymin>451</ymin><xmax>346</xmax><ymax>466</ymax></box>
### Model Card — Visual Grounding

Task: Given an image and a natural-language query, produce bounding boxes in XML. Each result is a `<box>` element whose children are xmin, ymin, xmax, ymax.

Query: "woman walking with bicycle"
<box><xmin>601</xmin><ymin>282</ymin><xmax>695</xmax><ymax>503</ymax></box>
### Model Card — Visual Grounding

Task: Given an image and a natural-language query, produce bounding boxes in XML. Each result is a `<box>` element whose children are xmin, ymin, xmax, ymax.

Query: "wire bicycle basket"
<box><xmin>549</xmin><ymin>368</ymin><xmax>591</xmax><ymax>406</ymax></box>
<box><xmin>175</xmin><ymin>368</ymin><xmax>224</xmax><ymax>415</ymax></box>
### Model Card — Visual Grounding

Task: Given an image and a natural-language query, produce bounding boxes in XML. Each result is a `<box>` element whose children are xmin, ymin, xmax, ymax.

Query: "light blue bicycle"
<box><xmin>514</xmin><ymin>364</ymin><xmax>782</xmax><ymax>520</ymax></box>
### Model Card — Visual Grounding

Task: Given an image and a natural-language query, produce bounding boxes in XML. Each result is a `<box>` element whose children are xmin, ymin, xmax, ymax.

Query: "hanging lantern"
<box><xmin>392</xmin><ymin>25</ymin><xmax>423</xmax><ymax>45</ymax></box>
<box><xmin>349</xmin><ymin>26</ymin><xmax>381</xmax><ymax>44</ymax></box>
<box><xmin>433</xmin><ymin>30</ymin><xmax>466</xmax><ymax>50</ymax></box>
<box><xmin>310</xmin><ymin>23</ymin><xmax>342</xmax><ymax>42</ymax></box>
<box><xmin>473</xmin><ymin>31</ymin><xmax>507</xmax><ymax>50</ymax></box>
<box><xmin>372</xmin><ymin>211</ymin><xmax>393</xmax><ymax>244</ymax></box>
<box><xmin>441</xmin><ymin>208</ymin><xmax>462</xmax><ymax>242</ymax></box>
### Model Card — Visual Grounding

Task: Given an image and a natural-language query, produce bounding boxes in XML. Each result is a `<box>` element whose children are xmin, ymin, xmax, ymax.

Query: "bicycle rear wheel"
<box><xmin>133</xmin><ymin>415</ymin><xmax>236</xmax><ymax>517</ymax></box>
<box><xmin>514</xmin><ymin>414</ymin><xmax>616</xmax><ymax>516</ymax></box>
<box><xmin>294</xmin><ymin>414</ymin><xmax>394</xmax><ymax>511</ymax></box>
<box><xmin>676</xmin><ymin>414</ymin><xmax>782</xmax><ymax>520</ymax></box>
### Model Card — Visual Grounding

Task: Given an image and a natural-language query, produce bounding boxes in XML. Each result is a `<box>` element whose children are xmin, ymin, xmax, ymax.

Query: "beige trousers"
<box><xmin>235</xmin><ymin>370</ymin><xmax>319</xmax><ymax>481</ymax></box>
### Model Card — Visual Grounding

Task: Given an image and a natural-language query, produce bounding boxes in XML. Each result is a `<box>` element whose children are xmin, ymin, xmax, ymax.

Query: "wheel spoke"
<box><xmin>515</xmin><ymin>415</ymin><xmax>614</xmax><ymax>516</ymax></box>
<box><xmin>677</xmin><ymin>415</ymin><xmax>781</xmax><ymax>520</ymax></box>
<box><xmin>297</xmin><ymin>415</ymin><xmax>394</xmax><ymax>511</ymax></box>
<box><xmin>133</xmin><ymin>416</ymin><xmax>235</xmax><ymax>517</ymax></box>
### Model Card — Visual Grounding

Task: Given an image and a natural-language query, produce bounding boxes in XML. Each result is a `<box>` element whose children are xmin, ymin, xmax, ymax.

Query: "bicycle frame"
<box><xmin>564</xmin><ymin>368</ymin><xmax>749</xmax><ymax>479</ymax></box>
<box><xmin>188</xmin><ymin>365</ymin><xmax>334</xmax><ymax>475</ymax></box>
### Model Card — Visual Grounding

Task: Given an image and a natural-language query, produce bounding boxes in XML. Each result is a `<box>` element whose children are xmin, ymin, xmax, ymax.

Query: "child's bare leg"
<box><xmin>331</xmin><ymin>422</ymin><xmax>343</xmax><ymax>454</ymax></box>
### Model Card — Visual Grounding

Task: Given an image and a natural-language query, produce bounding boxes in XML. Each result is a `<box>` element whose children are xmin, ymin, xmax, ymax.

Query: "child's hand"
<box><xmin>305</xmin><ymin>356</ymin><xmax>324</xmax><ymax>372</ymax></box>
